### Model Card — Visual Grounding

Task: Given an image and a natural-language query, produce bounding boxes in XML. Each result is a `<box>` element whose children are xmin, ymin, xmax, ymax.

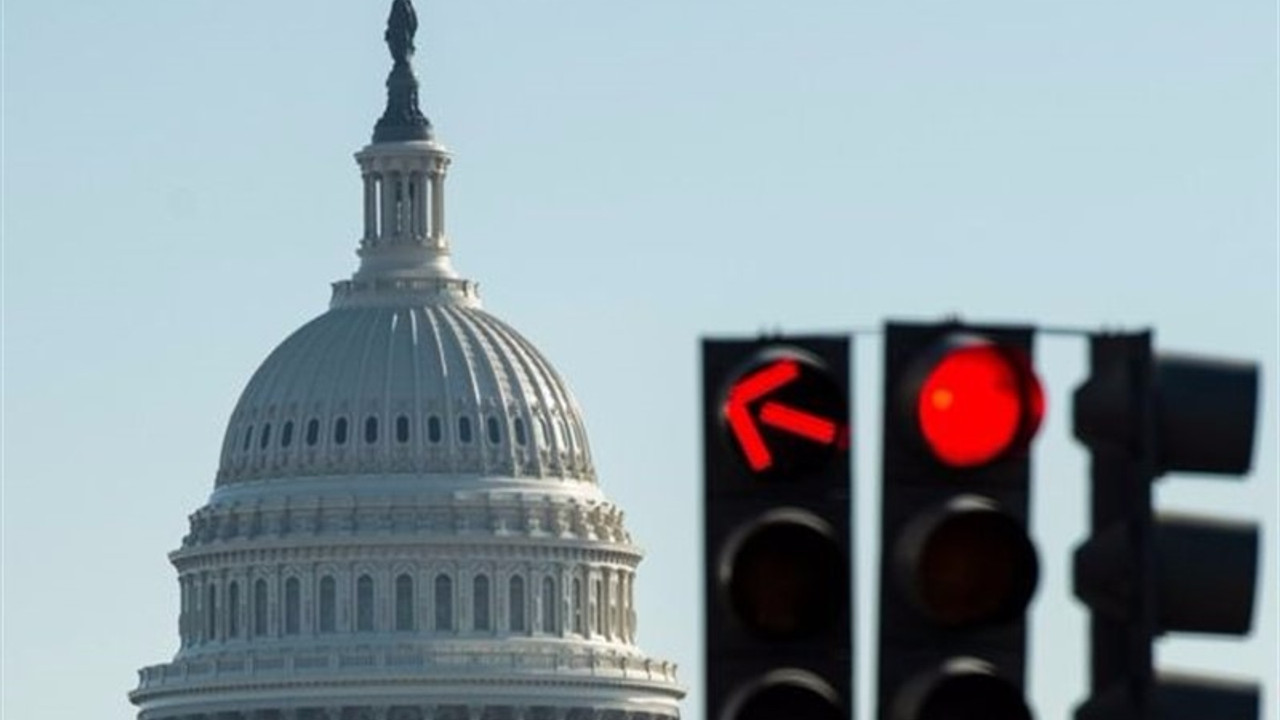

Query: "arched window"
<box><xmin>396</xmin><ymin>415</ymin><xmax>410</xmax><ymax>443</ymax></box>
<box><xmin>542</xmin><ymin>576</ymin><xmax>557</xmax><ymax>634</ymax></box>
<box><xmin>305</xmin><ymin>418</ymin><xmax>320</xmax><ymax>446</ymax></box>
<box><xmin>242</xmin><ymin>425</ymin><xmax>254</xmax><ymax>451</ymax></box>
<box><xmin>253</xmin><ymin>579</ymin><xmax>268</xmax><ymax>636</ymax></box>
<box><xmin>513</xmin><ymin>417</ymin><xmax>527</xmax><ymax>447</ymax></box>
<box><xmin>434</xmin><ymin>574</ymin><xmax>453</xmax><ymax>631</ymax></box>
<box><xmin>473</xmin><ymin>575</ymin><xmax>491</xmax><ymax>632</ymax></box>
<box><xmin>228</xmin><ymin>581</ymin><xmax>240</xmax><ymax>638</ymax></box>
<box><xmin>283</xmin><ymin>578</ymin><xmax>301</xmax><ymax>635</ymax></box>
<box><xmin>486</xmin><ymin>416</ymin><xmax>501</xmax><ymax>445</ymax></box>
<box><xmin>259</xmin><ymin>423</ymin><xmax>272</xmax><ymax>449</ymax></box>
<box><xmin>356</xmin><ymin>575</ymin><xmax>374</xmax><ymax>632</ymax></box>
<box><xmin>458</xmin><ymin>416</ymin><xmax>473</xmax><ymax>444</ymax></box>
<box><xmin>572</xmin><ymin>577</ymin><xmax>584</xmax><ymax>634</ymax></box>
<box><xmin>395</xmin><ymin>574</ymin><xmax>415</xmax><ymax>631</ymax></box>
<box><xmin>333</xmin><ymin>417</ymin><xmax>349</xmax><ymax>445</ymax></box>
<box><xmin>318</xmin><ymin>577</ymin><xmax>336</xmax><ymax>633</ymax></box>
<box><xmin>427</xmin><ymin>416</ymin><xmax>442</xmax><ymax>443</ymax></box>
<box><xmin>509</xmin><ymin>576</ymin><xmax>526</xmax><ymax>632</ymax></box>
<box><xmin>281</xmin><ymin>420</ymin><xmax>294</xmax><ymax>448</ymax></box>
<box><xmin>206</xmin><ymin>583</ymin><xmax>218</xmax><ymax>641</ymax></box>
<box><xmin>364</xmin><ymin>416</ymin><xmax>378</xmax><ymax>444</ymax></box>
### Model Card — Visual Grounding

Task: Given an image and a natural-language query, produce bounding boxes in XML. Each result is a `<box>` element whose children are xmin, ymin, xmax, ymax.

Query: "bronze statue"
<box><xmin>385</xmin><ymin>0</ymin><xmax>417</xmax><ymax>65</ymax></box>
<box><xmin>374</xmin><ymin>0</ymin><xmax>433</xmax><ymax>142</ymax></box>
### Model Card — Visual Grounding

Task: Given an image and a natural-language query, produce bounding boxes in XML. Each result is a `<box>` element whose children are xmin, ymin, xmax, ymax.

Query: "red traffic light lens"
<box><xmin>720</xmin><ymin>348</ymin><xmax>849</xmax><ymax>480</ymax></box>
<box><xmin>916</xmin><ymin>341</ymin><xmax>1044</xmax><ymax>467</ymax></box>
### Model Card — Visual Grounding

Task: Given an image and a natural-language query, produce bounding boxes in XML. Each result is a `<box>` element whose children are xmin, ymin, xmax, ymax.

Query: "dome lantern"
<box><xmin>335</xmin><ymin>0</ymin><xmax>471</xmax><ymax>309</ymax></box>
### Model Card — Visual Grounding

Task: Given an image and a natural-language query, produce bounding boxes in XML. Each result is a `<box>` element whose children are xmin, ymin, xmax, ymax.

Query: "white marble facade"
<box><xmin>130</xmin><ymin>6</ymin><xmax>682</xmax><ymax>718</ymax></box>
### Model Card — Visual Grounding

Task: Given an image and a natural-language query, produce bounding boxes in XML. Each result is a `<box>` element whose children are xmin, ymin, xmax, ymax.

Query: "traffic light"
<box><xmin>1073</xmin><ymin>331</ymin><xmax>1261</xmax><ymax>720</ymax></box>
<box><xmin>703</xmin><ymin>336</ymin><xmax>852</xmax><ymax>720</ymax></box>
<box><xmin>877</xmin><ymin>320</ymin><xmax>1044</xmax><ymax>720</ymax></box>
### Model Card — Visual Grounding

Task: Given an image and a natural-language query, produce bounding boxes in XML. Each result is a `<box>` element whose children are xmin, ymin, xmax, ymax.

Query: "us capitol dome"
<box><xmin>130</xmin><ymin>3</ymin><xmax>684</xmax><ymax>719</ymax></box>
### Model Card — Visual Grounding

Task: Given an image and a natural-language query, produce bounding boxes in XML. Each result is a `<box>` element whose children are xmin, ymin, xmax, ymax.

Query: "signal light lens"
<box><xmin>719</xmin><ymin>348</ymin><xmax>849</xmax><ymax>481</ymax></box>
<box><xmin>894</xmin><ymin>659</ymin><xmax>1032</xmax><ymax>720</ymax></box>
<box><xmin>723</xmin><ymin>670</ymin><xmax>844</xmax><ymax>720</ymax></box>
<box><xmin>722</xmin><ymin>511</ymin><xmax>847</xmax><ymax>640</ymax></box>
<box><xmin>896</xmin><ymin>496</ymin><xmax>1039</xmax><ymax>628</ymax></box>
<box><xmin>915</xmin><ymin>341</ymin><xmax>1044</xmax><ymax>467</ymax></box>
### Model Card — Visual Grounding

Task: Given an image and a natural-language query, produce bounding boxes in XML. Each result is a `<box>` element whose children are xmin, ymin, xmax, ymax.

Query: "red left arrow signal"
<box><xmin>725</xmin><ymin>359</ymin><xmax>843</xmax><ymax>472</ymax></box>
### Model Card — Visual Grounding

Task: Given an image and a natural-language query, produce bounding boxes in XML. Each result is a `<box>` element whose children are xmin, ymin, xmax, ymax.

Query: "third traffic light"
<box><xmin>1073</xmin><ymin>331</ymin><xmax>1261</xmax><ymax>720</ymax></box>
<box><xmin>878</xmin><ymin>320</ymin><xmax>1044</xmax><ymax>720</ymax></box>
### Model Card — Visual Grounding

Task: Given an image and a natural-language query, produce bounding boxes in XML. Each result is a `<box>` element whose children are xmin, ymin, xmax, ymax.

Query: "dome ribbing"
<box><xmin>217</xmin><ymin>304</ymin><xmax>596</xmax><ymax>486</ymax></box>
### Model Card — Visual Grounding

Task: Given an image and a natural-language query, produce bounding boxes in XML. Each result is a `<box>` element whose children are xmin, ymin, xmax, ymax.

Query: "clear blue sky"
<box><xmin>3</xmin><ymin>1</ymin><xmax>1276</xmax><ymax>718</ymax></box>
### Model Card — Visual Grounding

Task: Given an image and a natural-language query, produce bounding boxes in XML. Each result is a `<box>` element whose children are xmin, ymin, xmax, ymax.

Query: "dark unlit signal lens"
<box><xmin>903</xmin><ymin>668</ymin><xmax>1031</xmax><ymax>720</ymax></box>
<box><xmin>724</xmin><ymin>671</ymin><xmax>844</xmax><ymax>720</ymax></box>
<box><xmin>723</xmin><ymin>512</ymin><xmax>847</xmax><ymax>640</ymax></box>
<box><xmin>897</xmin><ymin>497</ymin><xmax>1038</xmax><ymax>628</ymax></box>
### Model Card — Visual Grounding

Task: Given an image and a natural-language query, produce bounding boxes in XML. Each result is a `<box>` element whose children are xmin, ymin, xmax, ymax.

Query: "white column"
<box><xmin>380</xmin><ymin>171</ymin><xmax>395</xmax><ymax>241</ymax></box>
<box><xmin>622</xmin><ymin>572</ymin><xmax>633</xmax><ymax>642</ymax></box>
<box><xmin>561</xmin><ymin>565</ymin><xmax>572</xmax><ymax>638</ymax></box>
<box><xmin>339</xmin><ymin>565</ymin><xmax>351</xmax><ymax>633</ymax></box>
<box><xmin>422</xmin><ymin>170</ymin><xmax>432</xmax><ymax>239</ymax></box>
<box><xmin>396</xmin><ymin>173</ymin><xmax>408</xmax><ymax>239</ymax></box>
<box><xmin>363</xmin><ymin>173</ymin><xmax>376</xmax><ymax>241</ymax></box>
<box><xmin>601</xmin><ymin>568</ymin><xmax>611</xmax><ymax>638</ymax></box>
<box><xmin>629</xmin><ymin>571</ymin><xmax>638</xmax><ymax>642</ymax></box>
<box><xmin>178</xmin><ymin>576</ymin><xmax>189</xmax><ymax>646</ymax></box>
<box><xmin>412</xmin><ymin>171</ymin><xmax>426</xmax><ymax>240</ymax></box>
<box><xmin>430</xmin><ymin>169</ymin><xmax>445</xmax><ymax>247</ymax></box>
<box><xmin>199</xmin><ymin>573</ymin><xmax>210</xmax><ymax>643</ymax></box>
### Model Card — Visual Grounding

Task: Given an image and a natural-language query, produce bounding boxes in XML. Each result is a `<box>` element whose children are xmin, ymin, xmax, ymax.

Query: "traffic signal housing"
<box><xmin>877</xmin><ymin>321</ymin><xmax>1044</xmax><ymax>720</ymax></box>
<box><xmin>703</xmin><ymin>336</ymin><xmax>852</xmax><ymax>720</ymax></box>
<box><xmin>1073</xmin><ymin>331</ymin><xmax>1261</xmax><ymax>720</ymax></box>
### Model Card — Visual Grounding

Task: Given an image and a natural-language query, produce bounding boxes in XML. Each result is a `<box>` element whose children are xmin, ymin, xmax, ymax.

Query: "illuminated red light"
<box><xmin>916</xmin><ymin>344</ymin><xmax>1044</xmax><ymax>467</ymax></box>
<box><xmin>759</xmin><ymin>402</ymin><xmax>839</xmax><ymax>445</ymax></box>
<box><xmin>722</xmin><ymin>353</ymin><xmax>847</xmax><ymax>475</ymax></box>
<box><xmin>726</xmin><ymin>360</ymin><xmax>802</xmax><ymax>471</ymax></box>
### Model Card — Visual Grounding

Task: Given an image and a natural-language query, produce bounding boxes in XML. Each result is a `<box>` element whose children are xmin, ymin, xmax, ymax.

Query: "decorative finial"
<box><xmin>374</xmin><ymin>0</ymin><xmax>433</xmax><ymax>143</ymax></box>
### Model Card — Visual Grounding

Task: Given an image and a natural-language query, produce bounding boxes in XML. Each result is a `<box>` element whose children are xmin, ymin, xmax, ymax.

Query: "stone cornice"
<box><xmin>177</xmin><ymin>490</ymin><xmax>639</xmax><ymax>560</ymax></box>
<box><xmin>133</xmin><ymin>647</ymin><xmax>682</xmax><ymax>703</ymax></box>
<box><xmin>172</xmin><ymin>537</ymin><xmax>643</xmax><ymax>572</ymax></box>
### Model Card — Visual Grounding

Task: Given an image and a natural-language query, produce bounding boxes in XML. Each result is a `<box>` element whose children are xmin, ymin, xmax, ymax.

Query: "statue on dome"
<box><xmin>373</xmin><ymin>0</ymin><xmax>434</xmax><ymax>142</ymax></box>
<box><xmin>385</xmin><ymin>0</ymin><xmax>418</xmax><ymax>65</ymax></box>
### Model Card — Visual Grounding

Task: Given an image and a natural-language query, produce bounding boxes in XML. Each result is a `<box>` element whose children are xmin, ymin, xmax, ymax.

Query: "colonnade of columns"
<box><xmin>178</xmin><ymin>561</ymin><xmax>638</xmax><ymax>648</ymax></box>
<box><xmin>361</xmin><ymin>164</ymin><xmax>447</xmax><ymax>248</ymax></box>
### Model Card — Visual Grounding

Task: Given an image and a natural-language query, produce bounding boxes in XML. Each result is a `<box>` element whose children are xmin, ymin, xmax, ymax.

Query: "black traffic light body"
<box><xmin>877</xmin><ymin>320</ymin><xmax>1043</xmax><ymax>720</ymax></box>
<box><xmin>1073</xmin><ymin>331</ymin><xmax>1261</xmax><ymax>720</ymax></box>
<box><xmin>703</xmin><ymin>336</ymin><xmax>852</xmax><ymax>720</ymax></box>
